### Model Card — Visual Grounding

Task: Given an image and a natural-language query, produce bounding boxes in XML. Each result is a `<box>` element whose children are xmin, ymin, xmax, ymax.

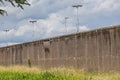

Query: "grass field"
<box><xmin>0</xmin><ymin>66</ymin><xmax>120</xmax><ymax>80</ymax></box>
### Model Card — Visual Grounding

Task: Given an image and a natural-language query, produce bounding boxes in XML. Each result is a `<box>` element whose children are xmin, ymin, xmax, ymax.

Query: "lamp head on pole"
<box><xmin>4</xmin><ymin>29</ymin><xmax>9</xmax><ymax>32</ymax></box>
<box><xmin>29</xmin><ymin>20</ymin><xmax>37</xmax><ymax>23</ymax></box>
<box><xmin>72</xmin><ymin>5</ymin><xmax>83</xmax><ymax>8</ymax></box>
<box><xmin>65</xmin><ymin>17</ymin><xmax>69</xmax><ymax>20</ymax></box>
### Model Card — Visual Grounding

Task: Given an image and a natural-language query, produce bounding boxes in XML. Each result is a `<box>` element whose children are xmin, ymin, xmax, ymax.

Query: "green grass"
<box><xmin>0</xmin><ymin>66</ymin><xmax>120</xmax><ymax>80</ymax></box>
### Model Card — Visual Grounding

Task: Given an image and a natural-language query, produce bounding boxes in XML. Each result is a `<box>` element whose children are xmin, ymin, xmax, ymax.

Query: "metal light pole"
<box><xmin>64</xmin><ymin>17</ymin><xmax>69</xmax><ymax>33</ymax></box>
<box><xmin>4</xmin><ymin>29</ymin><xmax>10</xmax><ymax>46</ymax></box>
<box><xmin>72</xmin><ymin>5</ymin><xmax>83</xmax><ymax>32</ymax></box>
<box><xmin>29</xmin><ymin>20</ymin><xmax>37</xmax><ymax>41</ymax></box>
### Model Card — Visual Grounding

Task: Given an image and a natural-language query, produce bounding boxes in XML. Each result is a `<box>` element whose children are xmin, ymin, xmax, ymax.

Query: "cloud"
<box><xmin>91</xmin><ymin>0</ymin><xmax>120</xmax><ymax>14</ymax></box>
<box><xmin>0</xmin><ymin>12</ymin><xmax>89</xmax><ymax>45</ymax></box>
<box><xmin>79</xmin><ymin>26</ymin><xmax>89</xmax><ymax>31</ymax></box>
<box><xmin>0</xmin><ymin>0</ymin><xmax>120</xmax><ymax>46</ymax></box>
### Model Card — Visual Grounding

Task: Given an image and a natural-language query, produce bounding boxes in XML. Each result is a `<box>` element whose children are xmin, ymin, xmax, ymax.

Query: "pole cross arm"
<box><xmin>29</xmin><ymin>20</ymin><xmax>37</xmax><ymax>23</ymax></box>
<box><xmin>72</xmin><ymin>5</ymin><xmax>83</xmax><ymax>8</ymax></box>
<box><xmin>65</xmin><ymin>17</ymin><xmax>69</xmax><ymax>20</ymax></box>
<box><xmin>4</xmin><ymin>30</ymin><xmax>9</xmax><ymax>32</ymax></box>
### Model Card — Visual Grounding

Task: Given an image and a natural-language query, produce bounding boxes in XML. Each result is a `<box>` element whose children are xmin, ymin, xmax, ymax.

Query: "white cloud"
<box><xmin>92</xmin><ymin>0</ymin><xmax>120</xmax><ymax>13</ymax></box>
<box><xmin>79</xmin><ymin>26</ymin><xmax>89</xmax><ymax>31</ymax></box>
<box><xmin>0</xmin><ymin>0</ymin><xmax>120</xmax><ymax>46</ymax></box>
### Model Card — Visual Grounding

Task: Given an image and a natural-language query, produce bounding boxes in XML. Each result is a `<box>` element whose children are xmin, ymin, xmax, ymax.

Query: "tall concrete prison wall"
<box><xmin>0</xmin><ymin>25</ymin><xmax>120</xmax><ymax>72</ymax></box>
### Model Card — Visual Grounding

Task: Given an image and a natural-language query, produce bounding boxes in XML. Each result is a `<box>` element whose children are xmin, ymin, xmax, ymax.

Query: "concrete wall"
<box><xmin>0</xmin><ymin>25</ymin><xmax>120</xmax><ymax>72</ymax></box>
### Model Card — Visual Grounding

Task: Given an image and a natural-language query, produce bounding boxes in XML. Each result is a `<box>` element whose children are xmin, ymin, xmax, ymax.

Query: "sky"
<box><xmin>0</xmin><ymin>0</ymin><xmax>120</xmax><ymax>47</ymax></box>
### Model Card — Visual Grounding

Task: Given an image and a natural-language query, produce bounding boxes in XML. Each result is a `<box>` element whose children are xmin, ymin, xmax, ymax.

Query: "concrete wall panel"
<box><xmin>0</xmin><ymin>25</ymin><xmax>120</xmax><ymax>72</ymax></box>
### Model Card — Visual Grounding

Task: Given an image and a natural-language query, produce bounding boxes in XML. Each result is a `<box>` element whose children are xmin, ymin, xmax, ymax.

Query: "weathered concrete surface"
<box><xmin>0</xmin><ymin>25</ymin><xmax>120</xmax><ymax>72</ymax></box>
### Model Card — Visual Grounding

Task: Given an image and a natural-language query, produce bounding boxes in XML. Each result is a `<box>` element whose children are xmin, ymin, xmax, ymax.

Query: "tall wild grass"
<box><xmin>0</xmin><ymin>66</ymin><xmax>120</xmax><ymax>80</ymax></box>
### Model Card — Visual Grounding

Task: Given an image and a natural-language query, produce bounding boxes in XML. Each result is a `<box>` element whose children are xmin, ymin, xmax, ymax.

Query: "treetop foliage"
<box><xmin>0</xmin><ymin>0</ymin><xmax>30</xmax><ymax>15</ymax></box>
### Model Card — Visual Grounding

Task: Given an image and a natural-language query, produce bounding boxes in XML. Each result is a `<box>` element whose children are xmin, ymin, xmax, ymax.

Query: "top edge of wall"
<box><xmin>0</xmin><ymin>24</ymin><xmax>120</xmax><ymax>49</ymax></box>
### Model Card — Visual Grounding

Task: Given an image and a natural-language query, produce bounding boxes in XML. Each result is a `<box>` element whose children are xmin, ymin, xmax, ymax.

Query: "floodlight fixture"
<box><xmin>65</xmin><ymin>17</ymin><xmax>69</xmax><ymax>20</ymax></box>
<box><xmin>72</xmin><ymin>5</ymin><xmax>83</xmax><ymax>8</ymax></box>
<box><xmin>4</xmin><ymin>29</ymin><xmax>9</xmax><ymax>32</ymax></box>
<box><xmin>29</xmin><ymin>20</ymin><xmax>37</xmax><ymax>23</ymax></box>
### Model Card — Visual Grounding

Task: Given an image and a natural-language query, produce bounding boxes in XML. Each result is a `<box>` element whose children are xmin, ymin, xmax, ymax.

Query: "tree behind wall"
<box><xmin>0</xmin><ymin>0</ymin><xmax>30</xmax><ymax>15</ymax></box>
